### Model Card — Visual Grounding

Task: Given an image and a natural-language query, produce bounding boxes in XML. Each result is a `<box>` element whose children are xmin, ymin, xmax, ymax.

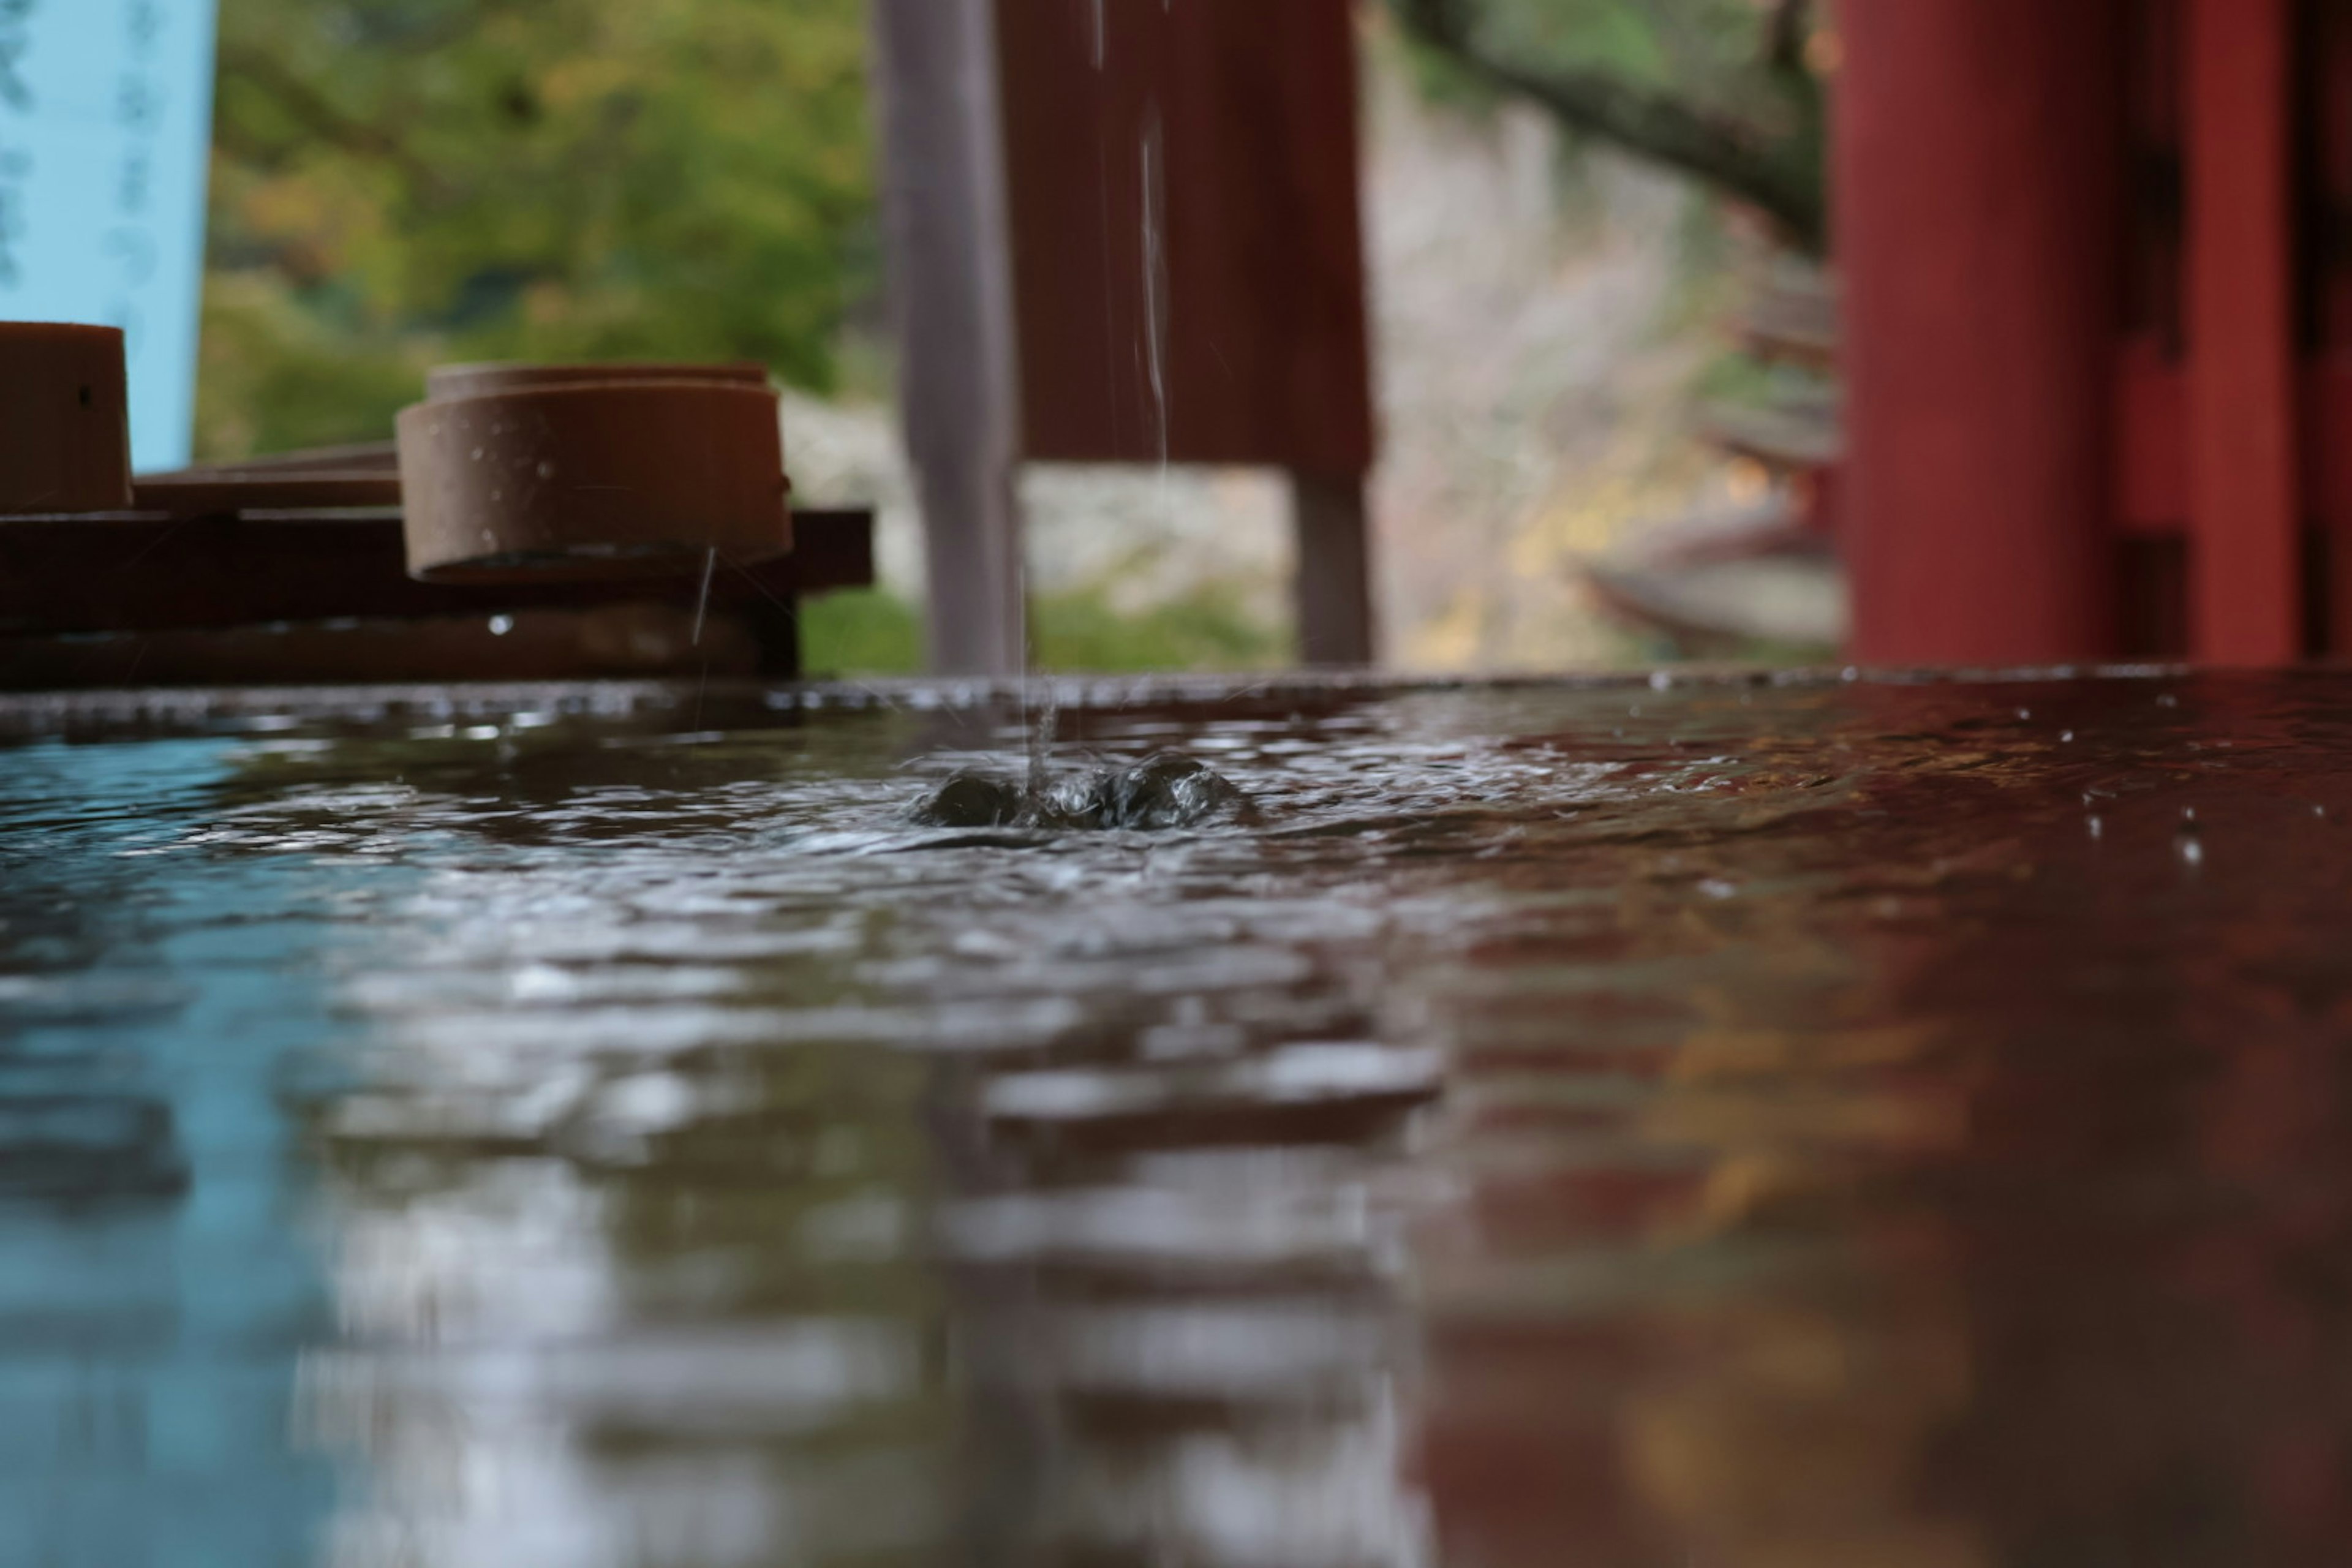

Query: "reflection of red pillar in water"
<box><xmin>1404</xmin><ymin>1151</ymin><xmax>1710</xmax><ymax>1564</ymax></box>
<box><xmin>1838</xmin><ymin>0</ymin><xmax>2125</xmax><ymax>665</ymax></box>
<box><xmin>1409</xmin><ymin>1320</ymin><xmax>1662</xmax><ymax>1565</ymax></box>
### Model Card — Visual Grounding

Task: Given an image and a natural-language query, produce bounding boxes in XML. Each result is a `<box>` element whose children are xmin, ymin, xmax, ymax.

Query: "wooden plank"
<box><xmin>135</xmin><ymin>440</ymin><xmax>400</xmax><ymax>480</ymax></box>
<box><xmin>0</xmin><ymin>608</ymin><xmax>775</xmax><ymax>692</ymax></box>
<box><xmin>994</xmin><ymin>0</ymin><xmax>1373</xmax><ymax>473</ymax></box>
<box><xmin>872</xmin><ymin>0</ymin><xmax>1027</xmax><ymax>677</ymax></box>
<box><xmin>2186</xmin><ymin>0</ymin><xmax>2302</xmax><ymax>663</ymax></box>
<box><xmin>130</xmin><ymin>472</ymin><xmax>405</xmax><ymax>513</ymax></box>
<box><xmin>0</xmin><ymin>508</ymin><xmax>873</xmax><ymax>637</ymax></box>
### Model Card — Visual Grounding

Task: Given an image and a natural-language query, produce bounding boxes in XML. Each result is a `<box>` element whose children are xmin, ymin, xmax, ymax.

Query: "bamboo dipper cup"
<box><xmin>0</xmin><ymin>323</ymin><xmax>134</xmax><ymax>513</ymax></box>
<box><xmin>395</xmin><ymin>362</ymin><xmax>791</xmax><ymax>582</ymax></box>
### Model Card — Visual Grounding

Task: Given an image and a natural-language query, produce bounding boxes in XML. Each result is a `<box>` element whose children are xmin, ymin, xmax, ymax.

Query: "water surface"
<box><xmin>7</xmin><ymin>669</ymin><xmax>2352</xmax><ymax>1566</ymax></box>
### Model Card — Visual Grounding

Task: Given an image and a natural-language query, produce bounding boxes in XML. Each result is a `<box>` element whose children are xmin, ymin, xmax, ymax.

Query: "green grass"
<box><xmin>796</xmin><ymin>582</ymin><xmax>1286</xmax><ymax>678</ymax></box>
<box><xmin>795</xmin><ymin>588</ymin><xmax>926</xmax><ymax>676</ymax></box>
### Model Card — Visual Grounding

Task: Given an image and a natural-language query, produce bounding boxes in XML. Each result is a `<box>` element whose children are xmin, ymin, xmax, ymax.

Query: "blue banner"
<box><xmin>0</xmin><ymin>0</ymin><xmax>218</xmax><ymax>472</ymax></box>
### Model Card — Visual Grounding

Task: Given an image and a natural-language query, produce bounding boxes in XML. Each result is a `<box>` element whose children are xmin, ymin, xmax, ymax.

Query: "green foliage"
<box><xmin>1029</xmin><ymin>581</ymin><xmax>1285</xmax><ymax>674</ymax></box>
<box><xmin>796</xmin><ymin>583</ymin><xmax>1287</xmax><ymax>680</ymax></box>
<box><xmin>200</xmin><ymin>0</ymin><xmax>875</xmax><ymax>459</ymax></box>
<box><xmin>1465</xmin><ymin>0</ymin><xmax>1796</xmax><ymax>114</ymax></box>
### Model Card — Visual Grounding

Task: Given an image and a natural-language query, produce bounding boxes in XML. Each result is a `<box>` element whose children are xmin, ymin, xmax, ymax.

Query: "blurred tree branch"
<box><xmin>1765</xmin><ymin>0</ymin><xmax>1814</xmax><ymax>79</ymax></box>
<box><xmin>1387</xmin><ymin>0</ymin><xmax>1826</xmax><ymax>253</ymax></box>
<box><xmin>216</xmin><ymin>43</ymin><xmax>445</xmax><ymax>196</ymax></box>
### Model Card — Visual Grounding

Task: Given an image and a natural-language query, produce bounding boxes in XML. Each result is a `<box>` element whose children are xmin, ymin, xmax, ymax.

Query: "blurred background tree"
<box><xmin>199</xmin><ymin>0</ymin><xmax>875</xmax><ymax>459</ymax></box>
<box><xmin>198</xmin><ymin>0</ymin><xmax>1822</xmax><ymax>463</ymax></box>
<box><xmin>1383</xmin><ymin>0</ymin><xmax>1825</xmax><ymax>251</ymax></box>
<box><xmin>192</xmin><ymin>0</ymin><xmax>1829</xmax><ymax>673</ymax></box>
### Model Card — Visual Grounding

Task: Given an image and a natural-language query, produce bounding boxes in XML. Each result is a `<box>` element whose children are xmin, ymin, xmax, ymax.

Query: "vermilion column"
<box><xmin>1838</xmin><ymin>0</ymin><xmax>2125</xmax><ymax>665</ymax></box>
<box><xmin>2187</xmin><ymin>0</ymin><xmax>2302</xmax><ymax>664</ymax></box>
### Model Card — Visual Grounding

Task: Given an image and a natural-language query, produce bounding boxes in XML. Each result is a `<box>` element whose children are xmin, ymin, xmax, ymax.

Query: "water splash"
<box><xmin>1025</xmin><ymin>694</ymin><xmax>1058</xmax><ymax>802</ymax></box>
<box><xmin>910</xmin><ymin>751</ymin><xmax>1254</xmax><ymax>832</ymax></box>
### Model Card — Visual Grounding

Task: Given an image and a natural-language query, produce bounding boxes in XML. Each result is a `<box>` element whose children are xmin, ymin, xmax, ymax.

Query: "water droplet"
<box><xmin>2182</xmin><ymin>806</ymin><xmax>2198</xmax><ymax>823</ymax></box>
<box><xmin>537</xmin><ymin>460</ymin><xmax>556</xmax><ymax>479</ymax></box>
<box><xmin>2088</xmin><ymin>815</ymin><xmax>2103</xmax><ymax>840</ymax></box>
<box><xmin>2060</xmin><ymin>729</ymin><xmax>2076</xmax><ymax>744</ymax></box>
<box><xmin>2157</xmin><ymin>693</ymin><xmax>2179</xmax><ymax>709</ymax></box>
<box><xmin>1841</xmin><ymin>666</ymin><xmax>1860</xmax><ymax>682</ymax></box>
<box><xmin>488</xmin><ymin>614</ymin><xmax>514</xmax><ymax>636</ymax></box>
<box><xmin>2016</xmin><ymin>707</ymin><xmax>2032</xmax><ymax>721</ymax></box>
<box><xmin>2177</xmin><ymin>834</ymin><xmax>2204</xmax><ymax>867</ymax></box>
<box><xmin>1649</xmin><ymin>671</ymin><xmax>1673</xmax><ymax>692</ymax></box>
<box><xmin>1698</xmin><ymin>878</ymin><xmax>1738</xmax><ymax>900</ymax></box>
<box><xmin>470</xmin><ymin>446</ymin><xmax>484</xmax><ymax>461</ymax></box>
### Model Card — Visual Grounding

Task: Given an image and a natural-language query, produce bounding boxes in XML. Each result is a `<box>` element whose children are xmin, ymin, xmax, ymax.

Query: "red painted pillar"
<box><xmin>1838</xmin><ymin>0</ymin><xmax>2125</xmax><ymax>665</ymax></box>
<box><xmin>2187</xmin><ymin>0</ymin><xmax>2302</xmax><ymax>664</ymax></box>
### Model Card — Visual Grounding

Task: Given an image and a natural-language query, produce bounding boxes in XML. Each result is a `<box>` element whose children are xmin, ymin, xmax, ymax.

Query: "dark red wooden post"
<box><xmin>1838</xmin><ymin>0</ymin><xmax>2125</xmax><ymax>665</ymax></box>
<box><xmin>994</xmin><ymin>0</ymin><xmax>1377</xmax><ymax>665</ymax></box>
<box><xmin>2186</xmin><ymin>0</ymin><xmax>2303</xmax><ymax>664</ymax></box>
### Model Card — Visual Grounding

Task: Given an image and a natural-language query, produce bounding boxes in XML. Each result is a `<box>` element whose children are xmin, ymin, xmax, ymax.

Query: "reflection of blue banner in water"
<box><xmin>0</xmin><ymin>0</ymin><xmax>217</xmax><ymax>472</ymax></box>
<box><xmin>0</xmin><ymin>738</ymin><xmax>339</xmax><ymax>1567</ymax></box>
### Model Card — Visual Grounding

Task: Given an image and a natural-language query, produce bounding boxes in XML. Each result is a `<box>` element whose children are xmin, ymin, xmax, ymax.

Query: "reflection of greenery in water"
<box><xmin>801</xmin><ymin>584</ymin><xmax>1286</xmax><ymax>678</ymax></box>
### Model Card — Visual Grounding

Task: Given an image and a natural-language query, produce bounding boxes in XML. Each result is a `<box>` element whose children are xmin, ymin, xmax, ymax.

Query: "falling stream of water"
<box><xmin>689</xmin><ymin>544</ymin><xmax>718</xmax><ymax>647</ymax></box>
<box><xmin>1139</xmin><ymin>103</ymin><xmax>1171</xmax><ymax>487</ymax></box>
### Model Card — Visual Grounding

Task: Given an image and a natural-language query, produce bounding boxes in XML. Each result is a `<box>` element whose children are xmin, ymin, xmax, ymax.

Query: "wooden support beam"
<box><xmin>2187</xmin><ymin>0</ymin><xmax>2304</xmax><ymax>664</ymax></box>
<box><xmin>870</xmin><ymin>0</ymin><xmax>1028</xmax><ymax>677</ymax></box>
<box><xmin>1291</xmin><ymin>470</ymin><xmax>1374</xmax><ymax>666</ymax></box>
<box><xmin>0</xmin><ymin>509</ymin><xmax>873</xmax><ymax>638</ymax></box>
<box><xmin>996</xmin><ymin>0</ymin><xmax>1378</xmax><ymax>671</ymax></box>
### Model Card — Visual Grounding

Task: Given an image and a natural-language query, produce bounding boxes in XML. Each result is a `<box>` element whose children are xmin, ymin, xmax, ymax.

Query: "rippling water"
<box><xmin>9</xmin><ymin>669</ymin><xmax>2352</xmax><ymax>1566</ymax></box>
